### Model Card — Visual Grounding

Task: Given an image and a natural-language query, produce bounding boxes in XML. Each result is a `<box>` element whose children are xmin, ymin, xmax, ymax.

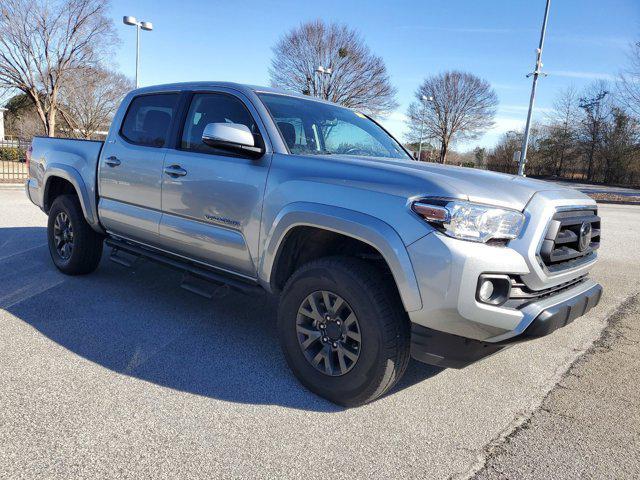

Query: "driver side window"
<box><xmin>181</xmin><ymin>93</ymin><xmax>258</xmax><ymax>154</ymax></box>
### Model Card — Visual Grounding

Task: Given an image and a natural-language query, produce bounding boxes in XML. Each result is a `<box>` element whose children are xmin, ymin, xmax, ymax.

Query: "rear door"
<box><xmin>157</xmin><ymin>89</ymin><xmax>272</xmax><ymax>278</ymax></box>
<box><xmin>98</xmin><ymin>92</ymin><xmax>180</xmax><ymax>244</ymax></box>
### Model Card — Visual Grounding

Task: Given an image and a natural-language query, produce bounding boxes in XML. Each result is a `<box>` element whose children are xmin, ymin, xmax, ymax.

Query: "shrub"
<box><xmin>0</xmin><ymin>147</ymin><xmax>26</xmax><ymax>162</ymax></box>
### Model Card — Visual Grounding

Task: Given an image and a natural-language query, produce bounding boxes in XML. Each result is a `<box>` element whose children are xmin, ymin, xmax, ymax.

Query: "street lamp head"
<box><xmin>140</xmin><ymin>21</ymin><xmax>153</xmax><ymax>31</ymax></box>
<box><xmin>316</xmin><ymin>65</ymin><xmax>332</xmax><ymax>76</ymax></box>
<box><xmin>123</xmin><ymin>16</ymin><xmax>138</xmax><ymax>26</ymax></box>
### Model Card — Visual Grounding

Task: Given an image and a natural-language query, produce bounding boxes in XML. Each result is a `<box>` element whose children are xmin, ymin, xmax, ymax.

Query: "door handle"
<box><xmin>105</xmin><ymin>156</ymin><xmax>121</xmax><ymax>167</ymax></box>
<box><xmin>164</xmin><ymin>165</ymin><xmax>187</xmax><ymax>178</ymax></box>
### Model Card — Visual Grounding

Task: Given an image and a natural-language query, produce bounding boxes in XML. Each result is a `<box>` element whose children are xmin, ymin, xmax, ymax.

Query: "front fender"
<box><xmin>43</xmin><ymin>164</ymin><xmax>99</xmax><ymax>228</ymax></box>
<box><xmin>259</xmin><ymin>202</ymin><xmax>423</xmax><ymax>312</ymax></box>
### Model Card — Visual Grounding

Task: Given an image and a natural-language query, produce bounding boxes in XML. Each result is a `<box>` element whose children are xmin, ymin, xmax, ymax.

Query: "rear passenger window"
<box><xmin>120</xmin><ymin>94</ymin><xmax>179</xmax><ymax>147</ymax></box>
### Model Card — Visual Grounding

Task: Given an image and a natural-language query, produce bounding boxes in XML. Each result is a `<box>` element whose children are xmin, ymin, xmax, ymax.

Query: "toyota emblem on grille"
<box><xmin>578</xmin><ymin>221</ymin><xmax>592</xmax><ymax>252</ymax></box>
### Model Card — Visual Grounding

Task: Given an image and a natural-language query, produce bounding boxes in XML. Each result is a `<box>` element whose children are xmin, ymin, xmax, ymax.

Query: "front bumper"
<box><xmin>410</xmin><ymin>281</ymin><xmax>602</xmax><ymax>368</ymax></box>
<box><xmin>407</xmin><ymin>232</ymin><xmax>531</xmax><ymax>341</ymax></box>
<box><xmin>404</xmin><ymin>189</ymin><xmax>601</xmax><ymax>368</ymax></box>
<box><xmin>518</xmin><ymin>281</ymin><xmax>602</xmax><ymax>338</ymax></box>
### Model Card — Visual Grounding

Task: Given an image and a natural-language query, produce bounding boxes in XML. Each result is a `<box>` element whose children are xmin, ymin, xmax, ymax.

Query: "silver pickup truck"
<box><xmin>26</xmin><ymin>82</ymin><xmax>602</xmax><ymax>406</ymax></box>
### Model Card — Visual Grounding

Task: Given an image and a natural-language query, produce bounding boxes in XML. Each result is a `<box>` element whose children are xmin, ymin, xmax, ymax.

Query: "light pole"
<box><xmin>123</xmin><ymin>16</ymin><xmax>153</xmax><ymax>88</ymax></box>
<box><xmin>417</xmin><ymin>95</ymin><xmax>433</xmax><ymax>161</ymax></box>
<box><xmin>518</xmin><ymin>0</ymin><xmax>550</xmax><ymax>176</ymax></box>
<box><xmin>315</xmin><ymin>65</ymin><xmax>332</xmax><ymax>99</ymax></box>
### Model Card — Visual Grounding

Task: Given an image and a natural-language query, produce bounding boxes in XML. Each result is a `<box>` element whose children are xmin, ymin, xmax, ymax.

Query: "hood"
<box><xmin>324</xmin><ymin>155</ymin><xmax>583</xmax><ymax>211</ymax></box>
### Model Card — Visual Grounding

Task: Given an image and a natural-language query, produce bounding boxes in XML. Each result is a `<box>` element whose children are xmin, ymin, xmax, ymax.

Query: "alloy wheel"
<box><xmin>296</xmin><ymin>290</ymin><xmax>362</xmax><ymax>376</ymax></box>
<box><xmin>53</xmin><ymin>211</ymin><xmax>74</xmax><ymax>260</ymax></box>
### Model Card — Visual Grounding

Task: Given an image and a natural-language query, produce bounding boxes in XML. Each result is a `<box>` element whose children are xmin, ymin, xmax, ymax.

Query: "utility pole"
<box><xmin>518</xmin><ymin>0</ymin><xmax>550</xmax><ymax>176</ymax></box>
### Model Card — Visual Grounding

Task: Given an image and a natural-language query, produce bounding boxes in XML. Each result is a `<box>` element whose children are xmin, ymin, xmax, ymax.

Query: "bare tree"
<box><xmin>544</xmin><ymin>86</ymin><xmax>579</xmax><ymax>176</ymax></box>
<box><xmin>406</xmin><ymin>71</ymin><xmax>498</xmax><ymax>163</ymax></box>
<box><xmin>486</xmin><ymin>130</ymin><xmax>521</xmax><ymax>174</ymax></box>
<box><xmin>618</xmin><ymin>41</ymin><xmax>640</xmax><ymax>117</ymax></box>
<box><xmin>578</xmin><ymin>82</ymin><xmax>610</xmax><ymax>181</ymax></box>
<box><xmin>0</xmin><ymin>0</ymin><xmax>116</xmax><ymax>136</ymax></box>
<box><xmin>485</xmin><ymin>82</ymin><xmax>640</xmax><ymax>186</ymax></box>
<box><xmin>59</xmin><ymin>68</ymin><xmax>133</xmax><ymax>139</ymax></box>
<box><xmin>600</xmin><ymin>107</ymin><xmax>640</xmax><ymax>184</ymax></box>
<box><xmin>269</xmin><ymin>20</ymin><xmax>398</xmax><ymax>116</ymax></box>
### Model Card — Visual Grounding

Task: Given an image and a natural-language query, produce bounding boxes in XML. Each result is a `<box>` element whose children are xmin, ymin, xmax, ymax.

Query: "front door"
<box><xmin>158</xmin><ymin>90</ymin><xmax>271</xmax><ymax>278</ymax></box>
<box><xmin>98</xmin><ymin>92</ymin><xmax>180</xmax><ymax>244</ymax></box>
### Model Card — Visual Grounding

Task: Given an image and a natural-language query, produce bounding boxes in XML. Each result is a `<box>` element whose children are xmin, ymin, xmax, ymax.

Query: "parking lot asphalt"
<box><xmin>1</xmin><ymin>185</ymin><xmax>639</xmax><ymax>479</ymax></box>
<box><xmin>473</xmin><ymin>294</ymin><xmax>640</xmax><ymax>479</ymax></box>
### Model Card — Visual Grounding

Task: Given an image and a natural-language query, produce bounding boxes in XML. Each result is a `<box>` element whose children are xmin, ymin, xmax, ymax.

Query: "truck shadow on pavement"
<box><xmin>1</xmin><ymin>227</ymin><xmax>442</xmax><ymax>412</ymax></box>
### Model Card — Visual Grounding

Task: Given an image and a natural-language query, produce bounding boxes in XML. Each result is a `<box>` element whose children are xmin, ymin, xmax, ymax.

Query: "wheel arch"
<box><xmin>43</xmin><ymin>165</ymin><xmax>100</xmax><ymax>230</ymax></box>
<box><xmin>259</xmin><ymin>202</ymin><xmax>423</xmax><ymax>312</ymax></box>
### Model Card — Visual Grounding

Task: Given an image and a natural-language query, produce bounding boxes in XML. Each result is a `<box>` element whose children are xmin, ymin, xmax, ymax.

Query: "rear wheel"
<box><xmin>47</xmin><ymin>195</ymin><xmax>103</xmax><ymax>275</ymax></box>
<box><xmin>278</xmin><ymin>256</ymin><xmax>410</xmax><ymax>407</ymax></box>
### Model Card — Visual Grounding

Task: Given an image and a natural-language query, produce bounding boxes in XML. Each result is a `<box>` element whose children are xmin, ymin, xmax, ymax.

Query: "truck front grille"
<box><xmin>539</xmin><ymin>208</ymin><xmax>600</xmax><ymax>272</ymax></box>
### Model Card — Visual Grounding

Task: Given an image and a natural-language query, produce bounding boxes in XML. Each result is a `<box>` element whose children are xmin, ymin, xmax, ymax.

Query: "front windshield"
<box><xmin>258</xmin><ymin>93</ymin><xmax>409</xmax><ymax>159</ymax></box>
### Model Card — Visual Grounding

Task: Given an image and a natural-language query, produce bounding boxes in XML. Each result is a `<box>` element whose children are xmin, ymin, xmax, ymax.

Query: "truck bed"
<box><xmin>26</xmin><ymin>136</ymin><xmax>104</xmax><ymax>229</ymax></box>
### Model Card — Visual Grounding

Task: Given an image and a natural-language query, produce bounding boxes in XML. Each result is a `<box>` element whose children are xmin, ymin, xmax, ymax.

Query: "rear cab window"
<box><xmin>120</xmin><ymin>93</ymin><xmax>180</xmax><ymax>147</ymax></box>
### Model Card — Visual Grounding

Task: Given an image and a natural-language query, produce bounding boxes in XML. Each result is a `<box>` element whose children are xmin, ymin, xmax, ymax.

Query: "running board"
<box><xmin>105</xmin><ymin>238</ymin><xmax>264</xmax><ymax>297</ymax></box>
<box><xmin>180</xmin><ymin>273</ymin><xmax>223</xmax><ymax>299</ymax></box>
<box><xmin>109</xmin><ymin>248</ymin><xmax>138</xmax><ymax>267</ymax></box>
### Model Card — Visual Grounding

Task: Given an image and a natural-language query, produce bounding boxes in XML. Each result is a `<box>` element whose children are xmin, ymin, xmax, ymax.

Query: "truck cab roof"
<box><xmin>129</xmin><ymin>81</ymin><xmax>343</xmax><ymax>107</ymax></box>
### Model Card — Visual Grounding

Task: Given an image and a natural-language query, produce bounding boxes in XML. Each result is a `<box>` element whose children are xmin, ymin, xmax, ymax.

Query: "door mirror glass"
<box><xmin>201</xmin><ymin>123</ymin><xmax>264</xmax><ymax>158</ymax></box>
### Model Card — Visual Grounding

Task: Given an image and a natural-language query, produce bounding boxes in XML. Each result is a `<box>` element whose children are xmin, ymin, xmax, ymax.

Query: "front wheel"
<box><xmin>47</xmin><ymin>195</ymin><xmax>103</xmax><ymax>275</ymax></box>
<box><xmin>278</xmin><ymin>257</ymin><xmax>410</xmax><ymax>407</ymax></box>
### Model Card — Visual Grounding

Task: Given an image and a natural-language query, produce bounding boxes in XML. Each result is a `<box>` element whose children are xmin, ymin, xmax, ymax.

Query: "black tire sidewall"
<box><xmin>47</xmin><ymin>195</ymin><xmax>102</xmax><ymax>274</ymax></box>
<box><xmin>278</xmin><ymin>260</ymin><xmax>398</xmax><ymax>405</ymax></box>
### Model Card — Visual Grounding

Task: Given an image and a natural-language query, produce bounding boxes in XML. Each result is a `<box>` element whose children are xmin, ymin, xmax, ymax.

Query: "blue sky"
<box><xmin>110</xmin><ymin>0</ymin><xmax>639</xmax><ymax>150</ymax></box>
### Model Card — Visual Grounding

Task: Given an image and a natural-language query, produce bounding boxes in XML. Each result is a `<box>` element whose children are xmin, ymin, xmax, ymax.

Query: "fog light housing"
<box><xmin>476</xmin><ymin>274</ymin><xmax>511</xmax><ymax>306</ymax></box>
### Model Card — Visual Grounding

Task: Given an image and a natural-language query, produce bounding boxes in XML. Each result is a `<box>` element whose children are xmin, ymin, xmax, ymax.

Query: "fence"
<box><xmin>0</xmin><ymin>138</ymin><xmax>30</xmax><ymax>183</ymax></box>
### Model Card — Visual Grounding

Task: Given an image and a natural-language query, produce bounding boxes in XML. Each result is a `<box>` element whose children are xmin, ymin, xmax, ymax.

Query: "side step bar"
<box><xmin>105</xmin><ymin>237</ymin><xmax>264</xmax><ymax>297</ymax></box>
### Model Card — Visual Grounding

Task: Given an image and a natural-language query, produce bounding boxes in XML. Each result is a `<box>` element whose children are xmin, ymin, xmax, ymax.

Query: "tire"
<box><xmin>47</xmin><ymin>194</ymin><xmax>103</xmax><ymax>275</ymax></box>
<box><xmin>278</xmin><ymin>256</ymin><xmax>410</xmax><ymax>407</ymax></box>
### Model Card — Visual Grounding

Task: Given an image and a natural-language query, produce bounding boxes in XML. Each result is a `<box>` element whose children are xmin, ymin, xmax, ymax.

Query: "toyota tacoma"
<box><xmin>25</xmin><ymin>82</ymin><xmax>602</xmax><ymax>406</ymax></box>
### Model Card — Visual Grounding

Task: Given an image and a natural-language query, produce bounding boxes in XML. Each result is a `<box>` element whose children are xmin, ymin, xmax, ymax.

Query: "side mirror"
<box><xmin>201</xmin><ymin>123</ymin><xmax>264</xmax><ymax>158</ymax></box>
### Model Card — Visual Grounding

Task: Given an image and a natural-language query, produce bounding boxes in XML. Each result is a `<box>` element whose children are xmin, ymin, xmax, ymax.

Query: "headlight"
<box><xmin>412</xmin><ymin>199</ymin><xmax>525</xmax><ymax>243</ymax></box>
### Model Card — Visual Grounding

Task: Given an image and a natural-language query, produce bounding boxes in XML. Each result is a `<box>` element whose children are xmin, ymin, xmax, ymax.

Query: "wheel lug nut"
<box><xmin>322</xmin><ymin>337</ymin><xmax>328</xmax><ymax>342</ymax></box>
<box><xmin>319</xmin><ymin>324</ymin><xmax>325</xmax><ymax>329</ymax></box>
<box><xmin>332</xmin><ymin>342</ymin><xmax>337</xmax><ymax>348</ymax></box>
<box><xmin>336</xmin><ymin>320</ymin><xmax>341</xmax><ymax>326</ymax></box>
<box><xmin>325</xmin><ymin>315</ymin><xmax>331</xmax><ymax>321</ymax></box>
